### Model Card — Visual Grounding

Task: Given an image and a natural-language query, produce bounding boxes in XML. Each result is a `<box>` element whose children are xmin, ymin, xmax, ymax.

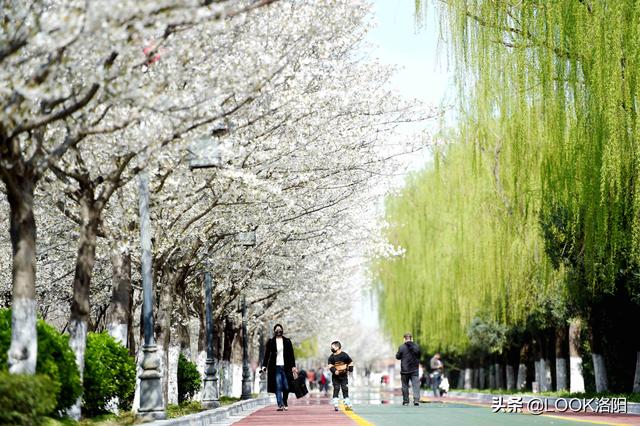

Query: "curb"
<box><xmin>145</xmin><ymin>396</ymin><xmax>273</xmax><ymax>425</ymax></box>
<box><xmin>446</xmin><ymin>391</ymin><xmax>640</xmax><ymax>415</ymax></box>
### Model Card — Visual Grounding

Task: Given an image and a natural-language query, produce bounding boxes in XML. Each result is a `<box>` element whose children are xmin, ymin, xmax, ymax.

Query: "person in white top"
<box><xmin>261</xmin><ymin>324</ymin><xmax>298</xmax><ymax>411</ymax></box>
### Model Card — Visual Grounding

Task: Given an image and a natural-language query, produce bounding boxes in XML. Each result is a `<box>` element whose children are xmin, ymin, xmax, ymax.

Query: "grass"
<box><xmin>450</xmin><ymin>388</ymin><xmax>640</xmax><ymax>403</ymax></box>
<box><xmin>43</xmin><ymin>396</ymin><xmax>250</xmax><ymax>425</ymax></box>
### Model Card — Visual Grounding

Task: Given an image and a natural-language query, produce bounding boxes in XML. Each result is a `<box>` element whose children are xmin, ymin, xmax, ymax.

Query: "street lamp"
<box><xmin>188</xmin><ymin>130</ymin><xmax>226</xmax><ymax>407</ymax></box>
<box><xmin>135</xmin><ymin>126</ymin><xmax>227</xmax><ymax>419</ymax></box>
<box><xmin>201</xmin><ymin>271</ymin><xmax>220</xmax><ymax>408</ymax></box>
<box><xmin>238</xmin><ymin>231</ymin><xmax>256</xmax><ymax>400</ymax></box>
<box><xmin>136</xmin><ymin>171</ymin><xmax>166</xmax><ymax>421</ymax></box>
<box><xmin>240</xmin><ymin>295</ymin><xmax>252</xmax><ymax>400</ymax></box>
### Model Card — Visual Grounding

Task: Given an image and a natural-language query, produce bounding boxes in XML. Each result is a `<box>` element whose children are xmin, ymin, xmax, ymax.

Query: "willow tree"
<box><xmin>414</xmin><ymin>0</ymin><xmax>640</xmax><ymax>392</ymax></box>
<box><xmin>374</xmin><ymin>124</ymin><xmax>562</xmax><ymax>357</ymax></box>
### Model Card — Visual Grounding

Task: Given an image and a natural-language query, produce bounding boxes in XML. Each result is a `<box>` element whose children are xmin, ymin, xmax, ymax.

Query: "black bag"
<box><xmin>292</xmin><ymin>372</ymin><xmax>309</xmax><ymax>398</ymax></box>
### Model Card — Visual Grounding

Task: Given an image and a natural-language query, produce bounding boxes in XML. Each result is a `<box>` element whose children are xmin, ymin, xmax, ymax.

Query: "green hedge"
<box><xmin>83</xmin><ymin>332</ymin><xmax>136</xmax><ymax>416</ymax></box>
<box><xmin>177</xmin><ymin>353</ymin><xmax>201</xmax><ymax>403</ymax></box>
<box><xmin>0</xmin><ymin>308</ymin><xmax>81</xmax><ymax>413</ymax></box>
<box><xmin>0</xmin><ymin>372</ymin><xmax>59</xmax><ymax>425</ymax></box>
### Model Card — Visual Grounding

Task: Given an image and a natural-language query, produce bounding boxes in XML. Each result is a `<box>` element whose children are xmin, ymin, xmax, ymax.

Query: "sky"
<box><xmin>367</xmin><ymin>0</ymin><xmax>455</xmax><ymax>116</ymax></box>
<box><xmin>349</xmin><ymin>0</ymin><xmax>455</xmax><ymax>331</ymax></box>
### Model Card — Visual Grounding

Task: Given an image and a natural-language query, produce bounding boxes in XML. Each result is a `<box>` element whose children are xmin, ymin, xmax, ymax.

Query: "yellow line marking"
<box><xmin>339</xmin><ymin>403</ymin><xmax>375</xmax><ymax>426</ymax></box>
<box><xmin>542</xmin><ymin>414</ymin><xmax>630</xmax><ymax>426</ymax></box>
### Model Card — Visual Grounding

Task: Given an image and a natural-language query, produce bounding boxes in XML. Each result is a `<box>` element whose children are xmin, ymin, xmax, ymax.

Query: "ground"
<box><xmin>231</xmin><ymin>387</ymin><xmax>640</xmax><ymax>426</ymax></box>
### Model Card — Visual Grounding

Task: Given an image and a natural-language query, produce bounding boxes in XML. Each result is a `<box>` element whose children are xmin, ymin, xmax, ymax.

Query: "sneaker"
<box><xmin>283</xmin><ymin>406</ymin><xmax>288</xmax><ymax>411</ymax></box>
<box><xmin>277</xmin><ymin>406</ymin><xmax>284</xmax><ymax>411</ymax></box>
<box><xmin>402</xmin><ymin>402</ymin><xmax>409</xmax><ymax>406</ymax></box>
<box><xmin>414</xmin><ymin>402</ymin><xmax>420</xmax><ymax>406</ymax></box>
<box><xmin>334</xmin><ymin>406</ymin><xmax>339</xmax><ymax>411</ymax></box>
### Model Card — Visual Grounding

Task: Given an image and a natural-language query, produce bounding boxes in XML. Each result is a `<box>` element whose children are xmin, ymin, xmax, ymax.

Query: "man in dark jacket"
<box><xmin>396</xmin><ymin>332</ymin><xmax>421</xmax><ymax>406</ymax></box>
<box><xmin>261</xmin><ymin>324</ymin><xmax>297</xmax><ymax>411</ymax></box>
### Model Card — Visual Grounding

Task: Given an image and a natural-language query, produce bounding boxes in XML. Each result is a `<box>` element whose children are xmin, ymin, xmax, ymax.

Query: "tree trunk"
<box><xmin>633</xmin><ymin>352</ymin><xmax>640</xmax><ymax>393</ymax></box>
<box><xmin>463</xmin><ymin>367</ymin><xmax>472</xmax><ymax>389</ymax></box>
<box><xmin>516</xmin><ymin>343</ymin><xmax>528</xmax><ymax>390</ymax></box>
<box><xmin>106</xmin><ymin>242</ymin><xmax>132</xmax><ymax>346</ymax></box>
<box><xmin>592</xmin><ymin>353</ymin><xmax>609</xmax><ymax>392</ymax></box>
<box><xmin>67</xmin><ymin>198</ymin><xmax>100</xmax><ymax>419</ymax></box>
<box><xmin>494</xmin><ymin>362</ymin><xmax>504</xmax><ymax>389</ymax></box>
<box><xmin>488</xmin><ymin>364</ymin><xmax>496</xmax><ymax>389</ymax></box>
<box><xmin>506</xmin><ymin>365</ymin><xmax>515</xmax><ymax>390</ymax></box>
<box><xmin>4</xmin><ymin>177</ymin><xmax>38</xmax><ymax>374</ymax></box>
<box><xmin>478</xmin><ymin>366</ymin><xmax>485</xmax><ymax>389</ymax></box>
<box><xmin>456</xmin><ymin>370</ymin><xmax>464</xmax><ymax>389</ymax></box>
<box><xmin>156</xmin><ymin>270</ymin><xmax>178</xmax><ymax>406</ymax></box>
<box><xmin>569</xmin><ymin>319</ymin><xmax>585</xmax><ymax>392</ymax></box>
<box><xmin>555</xmin><ymin>326</ymin><xmax>568</xmax><ymax>391</ymax></box>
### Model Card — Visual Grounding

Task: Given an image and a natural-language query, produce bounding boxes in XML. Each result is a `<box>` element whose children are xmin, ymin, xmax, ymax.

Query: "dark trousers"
<box><xmin>332</xmin><ymin>374</ymin><xmax>349</xmax><ymax>398</ymax></box>
<box><xmin>401</xmin><ymin>372</ymin><xmax>421</xmax><ymax>403</ymax></box>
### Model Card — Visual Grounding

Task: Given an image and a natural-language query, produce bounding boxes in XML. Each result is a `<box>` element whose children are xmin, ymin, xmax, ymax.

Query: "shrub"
<box><xmin>0</xmin><ymin>372</ymin><xmax>59</xmax><ymax>425</ymax></box>
<box><xmin>177</xmin><ymin>353</ymin><xmax>201</xmax><ymax>403</ymax></box>
<box><xmin>0</xmin><ymin>308</ymin><xmax>82</xmax><ymax>413</ymax></box>
<box><xmin>83</xmin><ymin>332</ymin><xmax>136</xmax><ymax>416</ymax></box>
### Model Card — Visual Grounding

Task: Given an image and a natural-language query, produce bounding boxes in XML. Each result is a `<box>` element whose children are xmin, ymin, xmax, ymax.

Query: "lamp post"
<box><xmin>136</xmin><ymin>171</ymin><xmax>166</xmax><ymax>421</ymax></box>
<box><xmin>240</xmin><ymin>296</ymin><xmax>252</xmax><ymax>399</ymax></box>
<box><xmin>201</xmin><ymin>271</ymin><xmax>220</xmax><ymax>408</ymax></box>
<box><xmin>258</xmin><ymin>325</ymin><xmax>267</xmax><ymax>395</ymax></box>
<box><xmin>189</xmin><ymin>129</ymin><xmax>223</xmax><ymax>408</ymax></box>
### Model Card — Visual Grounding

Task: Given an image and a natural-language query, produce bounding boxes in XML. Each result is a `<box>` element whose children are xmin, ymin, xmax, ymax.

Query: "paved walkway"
<box><xmin>230</xmin><ymin>389</ymin><xmax>640</xmax><ymax>426</ymax></box>
<box><xmin>232</xmin><ymin>395</ymin><xmax>358</xmax><ymax>425</ymax></box>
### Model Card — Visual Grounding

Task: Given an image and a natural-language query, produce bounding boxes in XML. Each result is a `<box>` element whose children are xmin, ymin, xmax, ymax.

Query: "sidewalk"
<box><xmin>232</xmin><ymin>395</ymin><xmax>359</xmax><ymax>425</ymax></box>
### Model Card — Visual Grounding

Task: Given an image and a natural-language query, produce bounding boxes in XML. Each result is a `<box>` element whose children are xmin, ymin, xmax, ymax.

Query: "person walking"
<box><xmin>429</xmin><ymin>352</ymin><xmax>444</xmax><ymax>397</ymax></box>
<box><xmin>261</xmin><ymin>324</ymin><xmax>298</xmax><ymax>411</ymax></box>
<box><xmin>396</xmin><ymin>332</ymin><xmax>421</xmax><ymax>406</ymax></box>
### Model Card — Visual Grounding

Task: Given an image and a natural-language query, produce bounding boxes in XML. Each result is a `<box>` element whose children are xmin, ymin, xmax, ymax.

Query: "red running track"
<box><xmin>232</xmin><ymin>395</ymin><xmax>358</xmax><ymax>425</ymax></box>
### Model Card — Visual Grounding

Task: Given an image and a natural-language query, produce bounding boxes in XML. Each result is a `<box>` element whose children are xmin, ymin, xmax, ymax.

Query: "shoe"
<box><xmin>414</xmin><ymin>402</ymin><xmax>420</xmax><ymax>406</ymax></box>
<box><xmin>402</xmin><ymin>402</ymin><xmax>409</xmax><ymax>406</ymax></box>
<box><xmin>283</xmin><ymin>406</ymin><xmax>288</xmax><ymax>411</ymax></box>
<box><xmin>277</xmin><ymin>406</ymin><xmax>284</xmax><ymax>411</ymax></box>
<box><xmin>334</xmin><ymin>406</ymin><xmax>339</xmax><ymax>411</ymax></box>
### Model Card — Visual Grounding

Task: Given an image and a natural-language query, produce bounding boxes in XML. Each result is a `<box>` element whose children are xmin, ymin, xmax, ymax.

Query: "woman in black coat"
<box><xmin>261</xmin><ymin>324</ymin><xmax>297</xmax><ymax>410</ymax></box>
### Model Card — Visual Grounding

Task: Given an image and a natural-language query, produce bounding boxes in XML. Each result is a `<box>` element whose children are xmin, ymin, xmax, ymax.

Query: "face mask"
<box><xmin>331</xmin><ymin>348</ymin><xmax>337</xmax><ymax>353</ymax></box>
<box><xmin>275</xmin><ymin>330</ymin><xmax>283</xmax><ymax>336</ymax></box>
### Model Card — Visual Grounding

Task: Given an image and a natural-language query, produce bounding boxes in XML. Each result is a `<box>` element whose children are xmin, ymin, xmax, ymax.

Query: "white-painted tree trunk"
<box><xmin>67</xmin><ymin>318</ymin><xmax>88</xmax><ymax>420</ymax></box>
<box><xmin>464</xmin><ymin>367</ymin><xmax>472</xmax><ymax>389</ymax></box>
<box><xmin>5</xmin><ymin>179</ymin><xmax>38</xmax><ymax>376</ymax></box>
<box><xmin>133</xmin><ymin>347</ymin><xmax>143</xmax><ymax>412</ymax></box>
<box><xmin>195</xmin><ymin>350</ymin><xmax>207</xmax><ymax>401</ymax></box>
<box><xmin>556</xmin><ymin>358</ymin><xmax>568</xmax><ymax>391</ymax></box>
<box><xmin>167</xmin><ymin>345</ymin><xmax>180</xmax><ymax>405</ymax></box>
<box><xmin>108</xmin><ymin>324</ymin><xmax>128</xmax><ymax>346</ymax></box>
<box><xmin>592</xmin><ymin>353</ymin><xmax>609</xmax><ymax>392</ymax></box>
<box><xmin>7</xmin><ymin>298</ymin><xmax>37</xmax><ymax>374</ymax></box>
<box><xmin>633</xmin><ymin>352</ymin><xmax>640</xmax><ymax>393</ymax></box>
<box><xmin>516</xmin><ymin>363</ymin><xmax>527</xmax><ymax>390</ymax></box>
<box><xmin>221</xmin><ymin>360</ymin><xmax>231</xmax><ymax>396</ymax></box>
<box><xmin>569</xmin><ymin>319</ymin><xmax>585</xmax><ymax>393</ymax></box>
<box><xmin>540</xmin><ymin>358</ymin><xmax>552</xmax><ymax>392</ymax></box>
<box><xmin>505</xmin><ymin>365</ymin><xmax>515</xmax><ymax>390</ymax></box>
<box><xmin>534</xmin><ymin>359</ymin><xmax>542</xmax><ymax>392</ymax></box>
